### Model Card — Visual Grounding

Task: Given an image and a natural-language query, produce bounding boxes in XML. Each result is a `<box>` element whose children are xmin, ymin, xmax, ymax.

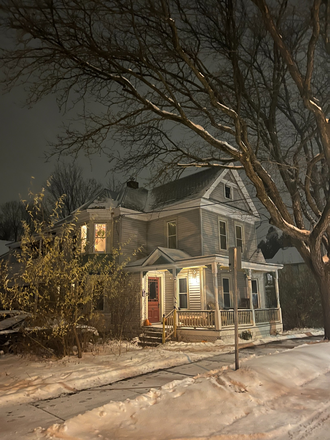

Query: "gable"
<box><xmin>203</xmin><ymin>169</ymin><xmax>259</xmax><ymax>218</ymax></box>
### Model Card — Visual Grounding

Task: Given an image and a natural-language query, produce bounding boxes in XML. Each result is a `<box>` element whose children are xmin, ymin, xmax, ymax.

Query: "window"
<box><xmin>219</xmin><ymin>220</ymin><xmax>227</xmax><ymax>250</ymax></box>
<box><xmin>225</xmin><ymin>184</ymin><xmax>232</xmax><ymax>199</ymax></box>
<box><xmin>235</xmin><ymin>225</ymin><xmax>243</xmax><ymax>250</ymax></box>
<box><xmin>223</xmin><ymin>278</ymin><xmax>231</xmax><ymax>308</ymax></box>
<box><xmin>81</xmin><ymin>225</ymin><xmax>87</xmax><ymax>253</ymax></box>
<box><xmin>252</xmin><ymin>279</ymin><xmax>259</xmax><ymax>309</ymax></box>
<box><xmin>94</xmin><ymin>224</ymin><xmax>106</xmax><ymax>252</ymax></box>
<box><xmin>179</xmin><ymin>277</ymin><xmax>188</xmax><ymax>309</ymax></box>
<box><xmin>167</xmin><ymin>220</ymin><xmax>177</xmax><ymax>249</ymax></box>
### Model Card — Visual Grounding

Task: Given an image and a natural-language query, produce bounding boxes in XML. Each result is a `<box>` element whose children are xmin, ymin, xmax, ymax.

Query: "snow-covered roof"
<box><xmin>266</xmin><ymin>247</ymin><xmax>304</xmax><ymax>265</ymax></box>
<box><xmin>74</xmin><ymin>168</ymin><xmax>258</xmax><ymax>217</ymax></box>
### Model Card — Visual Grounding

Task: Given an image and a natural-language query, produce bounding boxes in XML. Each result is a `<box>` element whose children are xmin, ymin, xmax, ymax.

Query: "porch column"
<box><xmin>212</xmin><ymin>262</ymin><xmax>221</xmax><ymax>330</ymax></box>
<box><xmin>274</xmin><ymin>271</ymin><xmax>283</xmax><ymax>323</ymax></box>
<box><xmin>246</xmin><ymin>269</ymin><xmax>255</xmax><ymax>326</ymax></box>
<box><xmin>173</xmin><ymin>274</ymin><xmax>178</xmax><ymax>309</ymax></box>
<box><xmin>141</xmin><ymin>272</ymin><xmax>148</xmax><ymax>324</ymax></box>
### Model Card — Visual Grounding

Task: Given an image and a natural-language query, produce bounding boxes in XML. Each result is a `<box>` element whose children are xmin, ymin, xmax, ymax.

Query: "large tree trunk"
<box><xmin>313</xmin><ymin>269</ymin><xmax>330</xmax><ymax>340</ymax></box>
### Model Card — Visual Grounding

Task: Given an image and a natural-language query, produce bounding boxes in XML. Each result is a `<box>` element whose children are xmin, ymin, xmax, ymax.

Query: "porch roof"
<box><xmin>126</xmin><ymin>247</ymin><xmax>283</xmax><ymax>273</ymax></box>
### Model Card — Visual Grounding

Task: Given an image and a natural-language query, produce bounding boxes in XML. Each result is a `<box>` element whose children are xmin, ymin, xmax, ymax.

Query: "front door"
<box><xmin>148</xmin><ymin>277</ymin><xmax>160</xmax><ymax>323</ymax></box>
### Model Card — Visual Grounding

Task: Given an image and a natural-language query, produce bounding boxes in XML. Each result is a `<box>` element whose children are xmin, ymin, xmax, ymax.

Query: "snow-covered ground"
<box><xmin>0</xmin><ymin>328</ymin><xmax>328</xmax><ymax>439</ymax></box>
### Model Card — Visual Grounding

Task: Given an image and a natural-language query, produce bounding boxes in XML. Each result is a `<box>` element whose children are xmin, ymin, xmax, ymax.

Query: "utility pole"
<box><xmin>229</xmin><ymin>247</ymin><xmax>241</xmax><ymax>370</ymax></box>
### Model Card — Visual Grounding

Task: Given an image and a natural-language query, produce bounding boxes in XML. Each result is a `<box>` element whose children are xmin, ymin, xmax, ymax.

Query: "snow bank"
<box><xmin>38</xmin><ymin>342</ymin><xmax>330</xmax><ymax>440</ymax></box>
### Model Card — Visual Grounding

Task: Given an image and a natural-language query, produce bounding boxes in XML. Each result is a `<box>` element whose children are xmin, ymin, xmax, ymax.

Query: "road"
<box><xmin>0</xmin><ymin>336</ymin><xmax>324</xmax><ymax>440</ymax></box>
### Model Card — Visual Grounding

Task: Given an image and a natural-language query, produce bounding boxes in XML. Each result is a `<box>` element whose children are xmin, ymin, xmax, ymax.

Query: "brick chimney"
<box><xmin>127</xmin><ymin>178</ymin><xmax>139</xmax><ymax>189</ymax></box>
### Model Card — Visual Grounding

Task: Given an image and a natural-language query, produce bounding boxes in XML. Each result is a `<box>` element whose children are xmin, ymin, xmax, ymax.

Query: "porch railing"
<box><xmin>177</xmin><ymin>310</ymin><xmax>215</xmax><ymax>328</ymax></box>
<box><xmin>255</xmin><ymin>308</ymin><xmax>281</xmax><ymax>324</ymax></box>
<box><xmin>162</xmin><ymin>309</ymin><xmax>177</xmax><ymax>343</ymax></box>
<box><xmin>220</xmin><ymin>309</ymin><xmax>253</xmax><ymax>327</ymax></box>
<box><xmin>165</xmin><ymin>308</ymin><xmax>281</xmax><ymax>330</ymax></box>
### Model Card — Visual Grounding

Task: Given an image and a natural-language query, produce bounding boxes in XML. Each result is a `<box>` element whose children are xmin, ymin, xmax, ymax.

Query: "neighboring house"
<box><xmin>265</xmin><ymin>246</ymin><xmax>322</xmax><ymax>330</ymax></box>
<box><xmin>68</xmin><ymin>167</ymin><xmax>283</xmax><ymax>341</ymax></box>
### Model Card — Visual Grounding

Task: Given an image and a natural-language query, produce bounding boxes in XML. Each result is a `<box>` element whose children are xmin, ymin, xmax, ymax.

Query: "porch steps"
<box><xmin>138</xmin><ymin>326</ymin><xmax>164</xmax><ymax>347</ymax></box>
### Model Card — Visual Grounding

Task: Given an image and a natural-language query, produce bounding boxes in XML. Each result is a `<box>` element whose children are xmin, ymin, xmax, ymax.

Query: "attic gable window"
<box><xmin>94</xmin><ymin>224</ymin><xmax>106</xmax><ymax>253</ymax></box>
<box><xmin>224</xmin><ymin>184</ymin><xmax>233</xmax><ymax>200</ymax></box>
<box><xmin>81</xmin><ymin>225</ymin><xmax>87</xmax><ymax>253</ymax></box>
<box><xmin>167</xmin><ymin>220</ymin><xmax>177</xmax><ymax>249</ymax></box>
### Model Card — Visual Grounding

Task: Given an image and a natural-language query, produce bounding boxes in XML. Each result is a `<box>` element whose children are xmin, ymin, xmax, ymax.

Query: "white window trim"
<box><xmin>224</xmin><ymin>183</ymin><xmax>234</xmax><ymax>200</ymax></box>
<box><xmin>167</xmin><ymin>219</ymin><xmax>177</xmax><ymax>249</ymax></box>
<box><xmin>251</xmin><ymin>278</ymin><xmax>260</xmax><ymax>309</ymax></box>
<box><xmin>221</xmin><ymin>275</ymin><xmax>232</xmax><ymax>308</ymax></box>
<box><xmin>94</xmin><ymin>223</ymin><xmax>107</xmax><ymax>253</ymax></box>
<box><xmin>218</xmin><ymin>218</ymin><xmax>228</xmax><ymax>251</ymax></box>
<box><xmin>234</xmin><ymin>223</ymin><xmax>244</xmax><ymax>251</ymax></box>
<box><xmin>178</xmin><ymin>275</ymin><xmax>189</xmax><ymax>310</ymax></box>
<box><xmin>81</xmin><ymin>224</ymin><xmax>87</xmax><ymax>253</ymax></box>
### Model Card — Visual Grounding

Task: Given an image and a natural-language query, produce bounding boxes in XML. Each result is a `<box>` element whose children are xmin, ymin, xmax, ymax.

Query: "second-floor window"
<box><xmin>81</xmin><ymin>225</ymin><xmax>87</xmax><ymax>253</ymax></box>
<box><xmin>94</xmin><ymin>224</ymin><xmax>106</xmax><ymax>253</ymax></box>
<box><xmin>167</xmin><ymin>220</ymin><xmax>177</xmax><ymax>249</ymax></box>
<box><xmin>235</xmin><ymin>225</ymin><xmax>243</xmax><ymax>250</ymax></box>
<box><xmin>219</xmin><ymin>220</ymin><xmax>227</xmax><ymax>250</ymax></box>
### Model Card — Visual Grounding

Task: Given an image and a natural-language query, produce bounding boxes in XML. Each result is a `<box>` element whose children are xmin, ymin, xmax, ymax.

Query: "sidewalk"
<box><xmin>0</xmin><ymin>329</ymin><xmax>325</xmax><ymax>440</ymax></box>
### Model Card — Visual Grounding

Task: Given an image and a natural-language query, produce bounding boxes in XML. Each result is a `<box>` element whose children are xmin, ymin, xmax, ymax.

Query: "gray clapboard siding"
<box><xmin>244</xmin><ymin>222</ymin><xmax>258</xmax><ymax>261</ymax></box>
<box><xmin>120</xmin><ymin>217</ymin><xmax>147</xmax><ymax>260</ymax></box>
<box><xmin>147</xmin><ymin>209</ymin><xmax>201</xmax><ymax>256</ymax></box>
<box><xmin>209</xmin><ymin>182</ymin><xmax>251</xmax><ymax>213</ymax></box>
<box><xmin>177</xmin><ymin>210</ymin><xmax>201</xmax><ymax>256</ymax></box>
<box><xmin>204</xmin><ymin>267</ymin><xmax>215</xmax><ymax>309</ymax></box>
<box><xmin>202</xmin><ymin>209</ymin><xmax>258</xmax><ymax>261</ymax></box>
<box><xmin>188</xmin><ymin>269</ymin><xmax>201</xmax><ymax>310</ymax></box>
<box><xmin>165</xmin><ymin>271</ymin><xmax>174</xmax><ymax>314</ymax></box>
<box><xmin>202</xmin><ymin>210</ymin><xmax>224</xmax><ymax>255</ymax></box>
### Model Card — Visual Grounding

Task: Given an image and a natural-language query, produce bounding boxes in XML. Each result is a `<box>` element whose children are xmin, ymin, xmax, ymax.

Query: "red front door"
<box><xmin>148</xmin><ymin>277</ymin><xmax>160</xmax><ymax>323</ymax></box>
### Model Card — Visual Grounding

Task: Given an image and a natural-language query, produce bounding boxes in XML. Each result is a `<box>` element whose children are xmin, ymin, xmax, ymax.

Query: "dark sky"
<box><xmin>0</xmin><ymin>85</ymin><xmax>117</xmax><ymax>206</ymax></box>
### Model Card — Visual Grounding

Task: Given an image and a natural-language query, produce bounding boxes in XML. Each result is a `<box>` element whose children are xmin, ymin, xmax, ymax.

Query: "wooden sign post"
<box><xmin>229</xmin><ymin>246</ymin><xmax>241</xmax><ymax>370</ymax></box>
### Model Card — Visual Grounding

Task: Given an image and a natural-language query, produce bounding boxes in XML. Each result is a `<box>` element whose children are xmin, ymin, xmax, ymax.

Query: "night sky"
<box><xmin>0</xmin><ymin>85</ymin><xmax>114</xmax><ymax>206</ymax></box>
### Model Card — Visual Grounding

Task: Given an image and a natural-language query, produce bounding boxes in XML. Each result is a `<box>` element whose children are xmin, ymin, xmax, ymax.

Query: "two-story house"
<box><xmin>75</xmin><ymin>167</ymin><xmax>283</xmax><ymax>342</ymax></box>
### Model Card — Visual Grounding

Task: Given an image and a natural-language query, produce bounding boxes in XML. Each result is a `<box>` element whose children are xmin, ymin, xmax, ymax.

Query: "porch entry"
<box><xmin>148</xmin><ymin>277</ymin><xmax>160</xmax><ymax>323</ymax></box>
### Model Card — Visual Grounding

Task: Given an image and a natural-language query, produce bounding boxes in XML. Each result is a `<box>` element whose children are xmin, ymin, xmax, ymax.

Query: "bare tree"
<box><xmin>46</xmin><ymin>162</ymin><xmax>102</xmax><ymax>218</ymax></box>
<box><xmin>2</xmin><ymin>0</ymin><xmax>330</xmax><ymax>335</ymax></box>
<box><xmin>0</xmin><ymin>201</ymin><xmax>27</xmax><ymax>241</ymax></box>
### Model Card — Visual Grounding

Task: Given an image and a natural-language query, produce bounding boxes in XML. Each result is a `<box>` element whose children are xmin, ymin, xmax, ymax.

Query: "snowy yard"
<box><xmin>1</xmin><ymin>329</ymin><xmax>329</xmax><ymax>439</ymax></box>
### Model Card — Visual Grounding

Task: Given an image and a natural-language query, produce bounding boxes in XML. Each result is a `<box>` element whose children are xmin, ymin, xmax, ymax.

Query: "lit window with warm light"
<box><xmin>81</xmin><ymin>225</ymin><xmax>87</xmax><ymax>253</ymax></box>
<box><xmin>94</xmin><ymin>224</ymin><xmax>106</xmax><ymax>253</ymax></box>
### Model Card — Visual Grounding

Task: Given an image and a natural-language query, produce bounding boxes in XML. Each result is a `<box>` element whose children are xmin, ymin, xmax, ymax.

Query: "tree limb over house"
<box><xmin>1</xmin><ymin>0</ymin><xmax>330</xmax><ymax>335</ymax></box>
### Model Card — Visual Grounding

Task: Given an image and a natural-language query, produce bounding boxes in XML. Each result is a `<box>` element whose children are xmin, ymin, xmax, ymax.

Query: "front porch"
<box><xmin>127</xmin><ymin>247</ymin><xmax>283</xmax><ymax>342</ymax></box>
<box><xmin>156</xmin><ymin>307</ymin><xmax>282</xmax><ymax>343</ymax></box>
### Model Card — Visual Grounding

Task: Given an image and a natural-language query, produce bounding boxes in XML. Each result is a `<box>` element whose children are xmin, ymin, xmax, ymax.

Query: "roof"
<box><xmin>266</xmin><ymin>247</ymin><xmax>304</xmax><ymax>265</ymax></box>
<box><xmin>146</xmin><ymin>168</ymin><xmax>221</xmax><ymax>210</ymax></box>
<box><xmin>72</xmin><ymin>167</ymin><xmax>258</xmax><ymax>217</ymax></box>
